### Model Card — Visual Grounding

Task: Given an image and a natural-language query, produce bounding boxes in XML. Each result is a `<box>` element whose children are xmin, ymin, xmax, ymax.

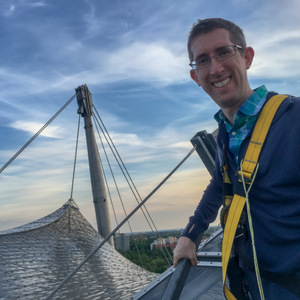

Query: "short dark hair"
<box><xmin>187</xmin><ymin>18</ymin><xmax>247</xmax><ymax>61</ymax></box>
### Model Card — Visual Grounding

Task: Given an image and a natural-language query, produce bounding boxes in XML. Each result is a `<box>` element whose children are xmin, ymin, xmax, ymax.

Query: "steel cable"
<box><xmin>0</xmin><ymin>93</ymin><xmax>77</xmax><ymax>174</ymax></box>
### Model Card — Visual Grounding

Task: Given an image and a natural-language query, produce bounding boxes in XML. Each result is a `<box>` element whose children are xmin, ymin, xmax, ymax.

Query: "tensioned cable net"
<box><xmin>0</xmin><ymin>87</ymin><xmax>196</xmax><ymax>299</ymax></box>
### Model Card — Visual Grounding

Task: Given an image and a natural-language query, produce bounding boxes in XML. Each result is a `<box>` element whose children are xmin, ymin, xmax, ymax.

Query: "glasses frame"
<box><xmin>189</xmin><ymin>45</ymin><xmax>244</xmax><ymax>70</ymax></box>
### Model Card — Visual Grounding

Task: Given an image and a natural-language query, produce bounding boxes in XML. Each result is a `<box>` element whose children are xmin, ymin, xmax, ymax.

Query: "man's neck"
<box><xmin>222</xmin><ymin>109</ymin><xmax>236</xmax><ymax>125</ymax></box>
<box><xmin>222</xmin><ymin>90</ymin><xmax>254</xmax><ymax>125</ymax></box>
<box><xmin>222</xmin><ymin>105</ymin><xmax>244</xmax><ymax>125</ymax></box>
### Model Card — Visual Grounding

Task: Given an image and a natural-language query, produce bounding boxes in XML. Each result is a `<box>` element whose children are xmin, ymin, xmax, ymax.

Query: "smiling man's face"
<box><xmin>190</xmin><ymin>28</ymin><xmax>254</xmax><ymax>119</ymax></box>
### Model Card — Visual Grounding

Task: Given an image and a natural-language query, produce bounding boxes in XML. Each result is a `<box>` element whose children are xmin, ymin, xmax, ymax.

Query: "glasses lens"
<box><xmin>215</xmin><ymin>46</ymin><xmax>236</xmax><ymax>61</ymax></box>
<box><xmin>190</xmin><ymin>62</ymin><xmax>197</xmax><ymax>70</ymax></box>
<box><xmin>191</xmin><ymin>56</ymin><xmax>210</xmax><ymax>70</ymax></box>
<box><xmin>197</xmin><ymin>56</ymin><xmax>210</xmax><ymax>69</ymax></box>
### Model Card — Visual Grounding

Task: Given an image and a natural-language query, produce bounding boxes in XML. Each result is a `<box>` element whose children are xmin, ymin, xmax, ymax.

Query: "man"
<box><xmin>173</xmin><ymin>18</ymin><xmax>300</xmax><ymax>299</ymax></box>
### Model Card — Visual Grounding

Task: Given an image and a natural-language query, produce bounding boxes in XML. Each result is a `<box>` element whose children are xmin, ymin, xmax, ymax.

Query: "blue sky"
<box><xmin>1</xmin><ymin>0</ymin><xmax>300</xmax><ymax>233</ymax></box>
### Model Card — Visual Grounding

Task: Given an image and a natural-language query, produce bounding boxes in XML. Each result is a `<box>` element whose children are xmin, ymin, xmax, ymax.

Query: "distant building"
<box><xmin>150</xmin><ymin>237</ymin><xmax>178</xmax><ymax>250</ymax></box>
<box><xmin>114</xmin><ymin>233</ymin><xmax>130</xmax><ymax>251</ymax></box>
<box><xmin>165</xmin><ymin>236</ymin><xmax>177</xmax><ymax>244</ymax></box>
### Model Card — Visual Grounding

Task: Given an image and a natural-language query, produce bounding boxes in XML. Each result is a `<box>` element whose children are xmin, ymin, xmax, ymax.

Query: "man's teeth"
<box><xmin>213</xmin><ymin>77</ymin><xmax>231</xmax><ymax>88</ymax></box>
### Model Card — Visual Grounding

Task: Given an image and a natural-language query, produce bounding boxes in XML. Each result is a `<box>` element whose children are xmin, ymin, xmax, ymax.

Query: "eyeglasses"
<box><xmin>189</xmin><ymin>45</ymin><xmax>244</xmax><ymax>70</ymax></box>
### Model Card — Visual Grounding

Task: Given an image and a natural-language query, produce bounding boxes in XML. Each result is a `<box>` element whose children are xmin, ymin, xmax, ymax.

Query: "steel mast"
<box><xmin>76</xmin><ymin>84</ymin><xmax>114</xmax><ymax>247</ymax></box>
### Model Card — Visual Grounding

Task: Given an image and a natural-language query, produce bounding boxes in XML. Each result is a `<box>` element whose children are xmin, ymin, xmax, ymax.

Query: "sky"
<box><xmin>1</xmin><ymin>0</ymin><xmax>300</xmax><ymax>234</ymax></box>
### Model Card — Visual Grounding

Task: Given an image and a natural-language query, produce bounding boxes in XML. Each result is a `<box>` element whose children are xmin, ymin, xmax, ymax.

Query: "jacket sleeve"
<box><xmin>181</xmin><ymin>141</ymin><xmax>223</xmax><ymax>243</ymax></box>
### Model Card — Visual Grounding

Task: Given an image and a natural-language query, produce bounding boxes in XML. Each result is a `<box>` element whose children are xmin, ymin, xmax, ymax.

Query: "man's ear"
<box><xmin>244</xmin><ymin>47</ymin><xmax>255</xmax><ymax>70</ymax></box>
<box><xmin>190</xmin><ymin>69</ymin><xmax>201</xmax><ymax>86</ymax></box>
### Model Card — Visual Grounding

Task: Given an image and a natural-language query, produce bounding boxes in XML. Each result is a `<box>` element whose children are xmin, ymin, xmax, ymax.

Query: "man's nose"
<box><xmin>209</xmin><ymin>57</ymin><xmax>224</xmax><ymax>75</ymax></box>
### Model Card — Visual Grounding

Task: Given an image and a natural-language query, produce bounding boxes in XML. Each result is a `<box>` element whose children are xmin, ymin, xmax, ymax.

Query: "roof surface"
<box><xmin>0</xmin><ymin>200</ymin><xmax>156</xmax><ymax>299</ymax></box>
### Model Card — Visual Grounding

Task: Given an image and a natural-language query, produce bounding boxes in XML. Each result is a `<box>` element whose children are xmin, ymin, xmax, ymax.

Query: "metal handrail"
<box><xmin>162</xmin><ymin>130</ymin><xmax>217</xmax><ymax>299</ymax></box>
<box><xmin>162</xmin><ymin>235</ymin><xmax>203</xmax><ymax>300</ymax></box>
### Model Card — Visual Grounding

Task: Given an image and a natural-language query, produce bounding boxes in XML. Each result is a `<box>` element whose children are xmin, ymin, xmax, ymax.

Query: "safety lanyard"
<box><xmin>221</xmin><ymin>95</ymin><xmax>287</xmax><ymax>300</ymax></box>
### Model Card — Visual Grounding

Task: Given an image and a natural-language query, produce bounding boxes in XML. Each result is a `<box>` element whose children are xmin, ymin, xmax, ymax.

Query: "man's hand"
<box><xmin>173</xmin><ymin>236</ymin><xmax>197</xmax><ymax>268</ymax></box>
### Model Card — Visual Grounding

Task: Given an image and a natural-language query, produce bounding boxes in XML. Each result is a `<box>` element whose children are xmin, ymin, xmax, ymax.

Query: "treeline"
<box><xmin>118</xmin><ymin>226</ymin><xmax>220</xmax><ymax>274</ymax></box>
<box><xmin>118</xmin><ymin>236</ymin><xmax>176</xmax><ymax>273</ymax></box>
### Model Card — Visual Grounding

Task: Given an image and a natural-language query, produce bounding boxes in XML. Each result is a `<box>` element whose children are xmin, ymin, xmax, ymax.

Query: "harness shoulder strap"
<box><xmin>222</xmin><ymin>94</ymin><xmax>287</xmax><ymax>300</ymax></box>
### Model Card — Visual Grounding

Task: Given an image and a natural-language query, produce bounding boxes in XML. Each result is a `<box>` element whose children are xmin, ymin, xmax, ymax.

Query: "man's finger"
<box><xmin>190</xmin><ymin>255</ymin><xmax>198</xmax><ymax>266</ymax></box>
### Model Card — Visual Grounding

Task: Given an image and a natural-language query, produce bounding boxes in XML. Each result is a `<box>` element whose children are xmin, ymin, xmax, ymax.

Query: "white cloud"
<box><xmin>104</xmin><ymin>42</ymin><xmax>189</xmax><ymax>84</ymax></box>
<box><xmin>1</xmin><ymin>0</ymin><xmax>47</xmax><ymax>17</ymax></box>
<box><xmin>0</xmin><ymin>41</ymin><xmax>190</xmax><ymax>101</ymax></box>
<box><xmin>30</xmin><ymin>1</ymin><xmax>47</xmax><ymax>8</ymax></box>
<box><xmin>7</xmin><ymin>4</ymin><xmax>15</xmax><ymax>15</ymax></box>
<box><xmin>9</xmin><ymin>121</ymin><xmax>61</xmax><ymax>138</ymax></box>
<box><xmin>248</xmin><ymin>30</ymin><xmax>300</xmax><ymax>79</ymax></box>
<box><xmin>109</xmin><ymin>133</ymin><xmax>143</xmax><ymax>146</ymax></box>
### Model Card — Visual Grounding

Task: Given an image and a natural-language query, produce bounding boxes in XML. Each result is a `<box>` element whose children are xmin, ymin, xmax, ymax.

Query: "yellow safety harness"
<box><xmin>221</xmin><ymin>95</ymin><xmax>287</xmax><ymax>300</ymax></box>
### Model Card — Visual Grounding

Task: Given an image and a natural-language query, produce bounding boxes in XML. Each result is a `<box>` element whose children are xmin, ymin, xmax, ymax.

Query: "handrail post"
<box><xmin>162</xmin><ymin>234</ymin><xmax>203</xmax><ymax>300</ymax></box>
<box><xmin>190</xmin><ymin>130</ymin><xmax>217</xmax><ymax>176</ymax></box>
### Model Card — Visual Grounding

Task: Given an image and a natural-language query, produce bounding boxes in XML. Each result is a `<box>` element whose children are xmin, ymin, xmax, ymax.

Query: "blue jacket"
<box><xmin>182</xmin><ymin>92</ymin><xmax>300</xmax><ymax>299</ymax></box>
